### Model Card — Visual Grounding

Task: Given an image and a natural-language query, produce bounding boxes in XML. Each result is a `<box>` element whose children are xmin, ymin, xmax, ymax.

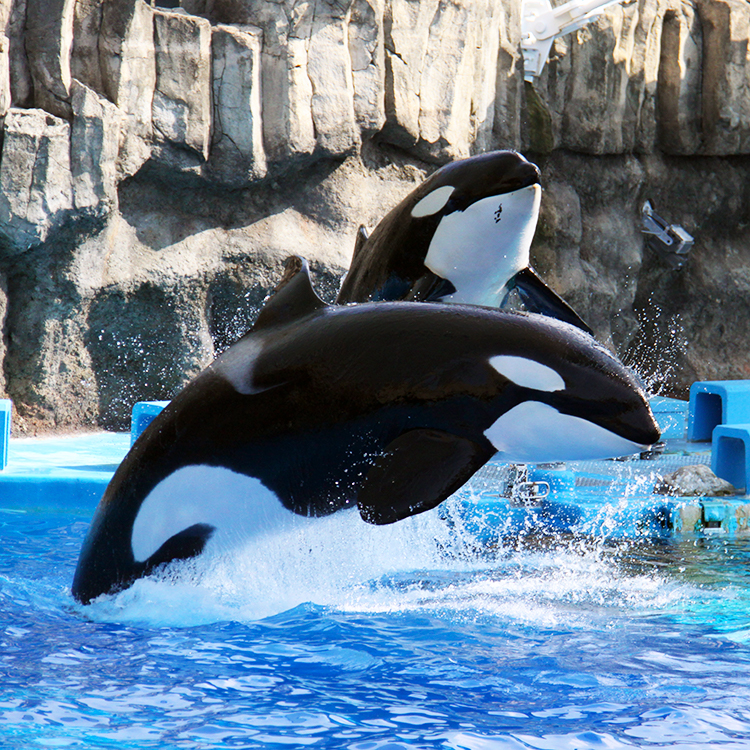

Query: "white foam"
<box><xmin>81</xmin><ymin>503</ymin><xmax>693</xmax><ymax>630</ymax></box>
<box><xmin>91</xmin><ymin>502</ymin><xmax>461</xmax><ymax>626</ymax></box>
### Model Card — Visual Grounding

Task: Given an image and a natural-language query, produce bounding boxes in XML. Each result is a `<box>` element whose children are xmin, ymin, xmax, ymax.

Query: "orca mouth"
<box><xmin>495</xmin><ymin>161</ymin><xmax>542</xmax><ymax>194</ymax></box>
<box><xmin>484</xmin><ymin>400</ymin><xmax>658</xmax><ymax>464</ymax></box>
<box><xmin>568</xmin><ymin>406</ymin><xmax>661</xmax><ymax>448</ymax></box>
<box><xmin>482</xmin><ymin>152</ymin><xmax>541</xmax><ymax>193</ymax></box>
<box><xmin>618</xmin><ymin>422</ymin><xmax>662</xmax><ymax>449</ymax></box>
<box><xmin>597</xmin><ymin>399</ymin><xmax>662</xmax><ymax>447</ymax></box>
<box><xmin>541</xmin><ymin>392</ymin><xmax>662</xmax><ymax>449</ymax></box>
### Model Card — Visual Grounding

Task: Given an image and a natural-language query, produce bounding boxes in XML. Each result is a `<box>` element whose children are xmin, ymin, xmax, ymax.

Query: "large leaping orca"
<box><xmin>72</xmin><ymin>257</ymin><xmax>658</xmax><ymax>604</ymax></box>
<box><xmin>336</xmin><ymin>150</ymin><xmax>591</xmax><ymax>334</ymax></box>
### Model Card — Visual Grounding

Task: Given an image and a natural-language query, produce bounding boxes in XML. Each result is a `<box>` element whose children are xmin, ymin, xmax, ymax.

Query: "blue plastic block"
<box><xmin>688</xmin><ymin>381</ymin><xmax>750</xmax><ymax>441</ymax></box>
<box><xmin>711</xmin><ymin>423</ymin><xmax>750</xmax><ymax>491</ymax></box>
<box><xmin>649</xmin><ymin>396</ymin><xmax>688</xmax><ymax>440</ymax></box>
<box><xmin>701</xmin><ymin>500</ymin><xmax>731</xmax><ymax>531</ymax></box>
<box><xmin>0</xmin><ymin>399</ymin><xmax>11</xmax><ymax>471</ymax></box>
<box><xmin>130</xmin><ymin>401</ymin><xmax>169</xmax><ymax>445</ymax></box>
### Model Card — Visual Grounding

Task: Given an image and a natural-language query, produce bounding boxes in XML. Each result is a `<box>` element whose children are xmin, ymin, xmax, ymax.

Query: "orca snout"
<box><xmin>512</xmin><ymin>158</ymin><xmax>541</xmax><ymax>189</ymax></box>
<box><xmin>488</xmin><ymin>152</ymin><xmax>540</xmax><ymax>194</ymax></box>
<box><xmin>581</xmin><ymin>388</ymin><xmax>661</xmax><ymax>451</ymax></box>
<box><xmin>438</xmin><ymin>150</ymin><xmax>541</xmax><ymax>202</ymax></box>
<box><xmin>617</xmin><ymin>398</ymin><xmax>662</xmax><ymax>448</ymax></box>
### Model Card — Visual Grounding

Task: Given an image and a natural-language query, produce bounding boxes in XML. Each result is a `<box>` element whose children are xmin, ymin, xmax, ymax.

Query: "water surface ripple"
<box><xmin>2</xmin><ymin>500</ymin><xmax>750</xmax><ymax>749</ymax></box>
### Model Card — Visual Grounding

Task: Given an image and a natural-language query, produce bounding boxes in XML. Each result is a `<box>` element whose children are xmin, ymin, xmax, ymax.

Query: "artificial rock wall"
<box><xmin>0</xmin><ymin>0</ymin><xmax>746</xmax><ymax>432</ymax></box>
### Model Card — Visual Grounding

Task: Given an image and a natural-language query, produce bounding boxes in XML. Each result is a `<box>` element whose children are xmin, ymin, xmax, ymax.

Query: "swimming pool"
<box><xmin>3</xmin><ymin>441</ymin><xmax>750</xmax><ymax>750</ymax></box>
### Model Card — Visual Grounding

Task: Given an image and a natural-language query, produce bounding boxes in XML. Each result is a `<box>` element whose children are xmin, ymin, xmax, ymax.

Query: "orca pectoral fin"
<box><xmin>358</xmin><ymin>429</ymin><xmax>493</xmax><ymax>525</ymax></box>
<box><xmin>511</xmin><ymin>267</ymin><xmax>593</xmax><ymax>335</ymax></box>
<box><xmin>404</xmin><ymin>271</ymin><xmax>457</xmax><ymax>302</ymax></box>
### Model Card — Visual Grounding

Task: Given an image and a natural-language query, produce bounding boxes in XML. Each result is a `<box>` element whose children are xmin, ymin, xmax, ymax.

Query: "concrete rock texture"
<box><xmin>0</xmin><ymin>0</ymin><xmax>746</xmax><ymax>432</ymax></box>
<box><xmin>654</xmin><ymin>463</ymin><xmax>737</xmax><ymax>496</ymax></box>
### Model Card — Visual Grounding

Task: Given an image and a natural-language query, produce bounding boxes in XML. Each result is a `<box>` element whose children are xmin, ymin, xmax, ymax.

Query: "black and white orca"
<box><xmin>337</xmin><ymin>150</ymin><xmax>591</xmax><ymax>333</ymax></box>
<box><xmin>72</xmin><ymin>257</ymin><xmax>659</xmax><ymax>603</ymax></box>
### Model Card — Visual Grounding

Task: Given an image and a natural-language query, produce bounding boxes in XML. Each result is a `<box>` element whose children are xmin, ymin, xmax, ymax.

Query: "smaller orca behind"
<box><xmin>72</xmin><ymin>257</ymin><xmax>658</xmax><ymax>604</ymax></box>
<box><xmin>336</xmin><ymin>150</ymin><xmax>591</xmax><ymax>334</ymax></box>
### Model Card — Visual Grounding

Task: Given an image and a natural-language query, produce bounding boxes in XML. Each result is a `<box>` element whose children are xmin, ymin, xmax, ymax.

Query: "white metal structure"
<box><xmin>521</xmin><ymin>0</ymin><xmax>626</xmax><ymax>81</ymax></box>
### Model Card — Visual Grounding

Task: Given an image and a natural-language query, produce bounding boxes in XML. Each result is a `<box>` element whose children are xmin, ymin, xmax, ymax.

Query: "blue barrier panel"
<box><xmin>712</xmin><ymin>423</ymin><xmax>750</xmax><ymax>492</ymax></box>
<box><xmin>0</xmin><ymin>475</ymin><xmax>112</xmax><ymax>509</ymax></box>
<box><xmin>688</xmin><ymin>381</ymin><xmax>750</xmax><ymax>441</ymax></box>
<box><xmin>130</xmin><ymin>401</ymin><xmax>170</xmax><ymax>445</ymax></box>
<box><xmin>0</xmin><ymin>399</ymin><xmax>11</xmax><ymax>471</ymax></box>
<box><xmin>649</xmin><ymin>396</ymin><xmax>688</xmax><ymax>440</ymax></box>
<box><xmin>0</xmin><ymin>432</ymin><xmax>130</xmax><ymax>510</ymax></box>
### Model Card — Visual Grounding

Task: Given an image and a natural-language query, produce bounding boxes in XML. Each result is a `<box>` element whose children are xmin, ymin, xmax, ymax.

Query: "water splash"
<box><xmin>79</xmin><ymin>495</ymin><xmax>703</xmax><ymax>631</ymax></box>
<box><xmin>625</xmin><ymin>293</ymin><xmax>689</xmax><ymax>397</ymax></box>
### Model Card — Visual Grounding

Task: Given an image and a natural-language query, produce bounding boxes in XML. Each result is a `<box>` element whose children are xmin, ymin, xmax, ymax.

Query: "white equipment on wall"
<box><xmin>521</xmin><ymin>0</ymin><xmax>626</xmax><ymax>81</ymax></box>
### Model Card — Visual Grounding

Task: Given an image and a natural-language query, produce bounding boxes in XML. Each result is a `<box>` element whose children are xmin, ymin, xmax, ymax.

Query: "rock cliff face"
<box><xmin>0</xmin><ymin>0</ymin><xmax>746</xmax><ymax>432</ymax></box>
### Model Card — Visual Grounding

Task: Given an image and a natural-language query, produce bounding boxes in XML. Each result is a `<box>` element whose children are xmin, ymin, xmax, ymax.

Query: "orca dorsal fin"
<box><xmin>352</xmin><ymin>225</ymin><xmax>369</xmax><ymax>259</ymax></box>
<box><xmin>252</xmin><ymin>256</ymin><xmax>328</xmax><ymax>332</ymax></box>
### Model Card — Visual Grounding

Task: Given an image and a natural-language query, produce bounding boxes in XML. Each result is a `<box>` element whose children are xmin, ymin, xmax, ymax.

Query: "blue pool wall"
<box><xmin>0</xmin><ymin>399</ymin><xmax>10</xmax><ymax>470</ymax></box>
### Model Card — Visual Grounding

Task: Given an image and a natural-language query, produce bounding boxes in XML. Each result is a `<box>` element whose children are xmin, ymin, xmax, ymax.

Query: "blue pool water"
<box><xmin>3</xmin><ymin>447</ymin><xmax>750</xmax><ymax>748</ymax></box>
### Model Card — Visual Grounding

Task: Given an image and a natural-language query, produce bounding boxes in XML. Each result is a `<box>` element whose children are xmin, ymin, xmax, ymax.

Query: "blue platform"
<box><xmin>688</xmin><ymin>380</ymin><xmax>750</xmax><ymax>440</ymax></box>
<box><xmin>712</xmin><ymin>423</ymin><xmax>750</xmax><ymax>492</ymax></box>
<box><xmin>0</xmin><ymin>399</ymin><xmax>10</xmax><ymax>470</ymax></box>
<box><xmin>448</xmin><ymin>445</ymin><xmax>718</xmax><ymax>544</ymax></box>
<box><xmin>650</xmin><ymin>396</ymin><xmax>689</xmax><ymax>440</ymax></box>
<box><xmin>0</xmin><ymin>399</ymin><xmax>147</xmax><ymax>508</ymax></box>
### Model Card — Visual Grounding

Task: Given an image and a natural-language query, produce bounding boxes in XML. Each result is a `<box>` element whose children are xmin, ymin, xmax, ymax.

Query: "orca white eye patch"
<box><xmin>489</xmin><ymin>355</ymin><xmax>565</xmax><ymax>392</ymax></box>
<box><xmin>410</xmin><ymin>185</ymin><xmax>455</xmax><ymax>218</ymax></box>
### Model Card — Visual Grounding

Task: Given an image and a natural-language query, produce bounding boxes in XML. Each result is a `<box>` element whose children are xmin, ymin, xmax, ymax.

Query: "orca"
<box><xmin>72</xmin><ymin>257</ymin><xmax>659</xmax><ymax>604</ymax></box>
<box><xmin>336</xmin><ymin>150</ymin><xmax>592</xmax><ymax>333</ymax></box>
